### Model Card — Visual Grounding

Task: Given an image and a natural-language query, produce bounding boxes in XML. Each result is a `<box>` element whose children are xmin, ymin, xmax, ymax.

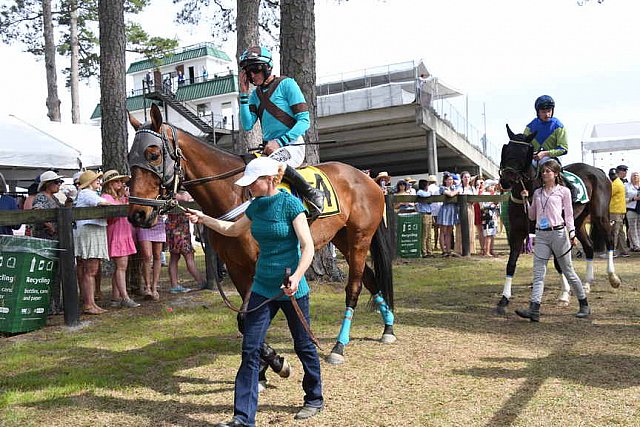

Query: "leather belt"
<box><xmin>536</xmin><ymin>225</ymin><xmax>565</xmax><ymax>231</ymax></box>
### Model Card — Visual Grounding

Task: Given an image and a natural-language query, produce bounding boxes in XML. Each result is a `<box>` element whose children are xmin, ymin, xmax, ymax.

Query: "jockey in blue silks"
<box><xmin>525</xmin><ymin>95</ymin><xmax>576</xmax><ymax>201</ymax></box>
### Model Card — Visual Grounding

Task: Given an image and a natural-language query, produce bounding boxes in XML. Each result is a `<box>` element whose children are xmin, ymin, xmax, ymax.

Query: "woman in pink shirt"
<box><xmin>516</xmin><ymin>159</ymin><xmax>590</xmax><ymax>322</ymax></box>
<box><xmin>101</xmin><ymin>170</ymin><xmax>140</xmax><ymax>308</ymax></box>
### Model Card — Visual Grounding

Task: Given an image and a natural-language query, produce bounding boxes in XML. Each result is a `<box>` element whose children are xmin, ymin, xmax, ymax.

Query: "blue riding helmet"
<box><xmin>535</xmin><ymin>95</ymin><xmax>555</xmax><ymax>112</ymax></box>
<box><xmin>239</xmin><ymin>46</ymin><xmax>273</xmax><ymax>84</ymax></box>
<box><xmin>239</xmin><ymin>46</ymin><xmax>273</xmax><ymax>70</ymax></box>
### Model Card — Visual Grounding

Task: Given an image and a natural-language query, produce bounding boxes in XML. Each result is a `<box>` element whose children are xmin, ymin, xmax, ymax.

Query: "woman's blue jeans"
<box><xmin>233</xmin><ymin>292</ymin><xmax>323</xmax><ymax>426</ymax></box>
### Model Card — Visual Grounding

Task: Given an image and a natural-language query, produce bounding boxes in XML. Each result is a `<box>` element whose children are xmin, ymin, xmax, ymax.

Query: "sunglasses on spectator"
<box><xmin>54</xmin><ymin>179</ymin><xmax>63</xmax><ymax>184</ymax></box>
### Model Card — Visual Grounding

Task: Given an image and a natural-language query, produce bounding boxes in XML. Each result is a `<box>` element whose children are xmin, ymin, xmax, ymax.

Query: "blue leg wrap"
<box><xmin>374</xmin><ymin>292</ymin><xmax>394</xmax><ymax>325</ymax></box>
<box><xmin>336</xmin><ymin>307</ymin><xmax>354</xmax><ymax>346</ymax></box>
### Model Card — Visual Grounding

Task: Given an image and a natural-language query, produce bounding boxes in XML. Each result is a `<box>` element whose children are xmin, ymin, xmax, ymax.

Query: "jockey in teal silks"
<box><xmin>524</xmin><ymin>95</ymin><xmax>576</xmax><ymax>201</ymax></box>
<box><xmin>238</xmin><ymin>46</ymin><xmax>325</xmax><ymax>219</ymax></box>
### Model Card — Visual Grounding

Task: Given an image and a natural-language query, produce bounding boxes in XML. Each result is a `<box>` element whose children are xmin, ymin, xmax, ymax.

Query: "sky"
<box><xmin>1</xmin><ymin>0</ymin><xmax>639</xmax><ymax>167</ymax></box>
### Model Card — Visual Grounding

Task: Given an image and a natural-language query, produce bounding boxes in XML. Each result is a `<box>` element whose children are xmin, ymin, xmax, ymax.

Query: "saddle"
<box><xmin>242</xmin><ymin>153</ymin><xmax>340</xmax><ymax>218</ymax></box>
<box><xmin>277</xmin><ymin>166</ymin><xmax>341</xmax><ymax>218</ymax></box>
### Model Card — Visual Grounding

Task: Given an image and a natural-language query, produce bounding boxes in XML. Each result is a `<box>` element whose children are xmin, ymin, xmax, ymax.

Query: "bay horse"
<box><xmin>495</xmin><ymin>124</ymin><xmax>620</xmax><ymax>315</ymax></box>
<box><xmin>127</xmin><ymin>104</ymin><xmax>395</xmax><ymax>368</ymax></box>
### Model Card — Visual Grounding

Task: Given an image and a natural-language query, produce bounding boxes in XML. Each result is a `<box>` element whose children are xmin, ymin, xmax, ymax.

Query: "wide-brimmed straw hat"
<box><xmin>235</xmin><ymin>157</ymin><xmax>282</xmax><ymax>187</ymax></box>
<box><xmin>374</xmin><ymin>171</ymin><xmax>391</xmax><ymax>183</ymax></box>
<box><xmin>427</xmin><ymin>174</ymin><xmax>438</xmax><ymax>182</ymax></box>
<box><xmin>78</xmin><ymin>170</ymin><xmax>103</xmax><ymax>189</ymax></box>
<box><xmin>404</xmin><ymin>176</ymin><xmax>417</xmax><ymax>184</ymax></box>
<box><xmin>38</xmin><ymin>170</ymin><xmax>65</xmax><ymax>191</ymax></box>
<box><xmin>102</xmin><ymin>169</ymin><xmax>130</xmax><ymax>185</ymax></box>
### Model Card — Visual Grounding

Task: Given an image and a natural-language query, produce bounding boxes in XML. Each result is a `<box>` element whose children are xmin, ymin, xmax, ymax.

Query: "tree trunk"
<box><xmin>280</xmin><ymin>0</ymin><xmax>317</xmax><ymax>161</ymax></box>
<box><xmin>42</xmin><ymin>0</ymin><xmax>61</xmax><ymax>122</ymax></box>
<box><xmin>235</xmin><ymin>0</ymin><xmax>262</xmax><ymax>155</ymax></box>
<box><xmin>281</xmin><ymin>0</ymin><xmax>343</xmax><ymax>282</ymax></box>
<box><xmin>69</xmin><ymin>0</ymin><xmax>80</xmax><ymax>124</ymax></box>
<box><xmin>98</xmin><ymin>0</ymin><xmax>128</xmax><ymax>173</ymax></box>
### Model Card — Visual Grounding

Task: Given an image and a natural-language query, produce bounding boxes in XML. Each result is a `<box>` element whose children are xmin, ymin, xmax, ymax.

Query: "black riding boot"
<box><xmin>284</xmin><ymin>165</ymin><xmax>324</xmax><ymax>220</ymax></box>
<box><xmin>576</xmin><ymin>298</ymin><xmax>591</xmax><ymax>318</ymax></box>
<box><xmin>515</xmin><ymin>301</ymin><xmax>541</xmax><ymax>322</ymax></box>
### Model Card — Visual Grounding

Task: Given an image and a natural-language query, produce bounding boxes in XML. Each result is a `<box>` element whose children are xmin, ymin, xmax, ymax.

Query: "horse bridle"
<box><xmin>499</xmin><ymin>165</ymin><xmax>531</xmax><ymax>211</ymax></box>
<box><xmin>128</xmin><ymin>124</ymin><xmax>184</xmax><ymax>214</ymax></box>
<box><xmin>127</xmin><ymin>124</ymin><xmax>320</xmax><ymax>345</ymax></box>
<box><xmin>128</xmin><ymin>123</ymin><xmax>246</xmax><ymax>214</ymax></box>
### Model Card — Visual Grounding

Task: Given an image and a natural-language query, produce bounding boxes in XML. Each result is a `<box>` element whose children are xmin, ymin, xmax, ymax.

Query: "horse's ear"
<box><xmin>128</xmin><ymin>111</ymin><xmax>141</xmax><ymax>131</ymax></box>
<box><xmin>506</xmin><ymin>124</ymin><xmax>516</xmax><ymax>141</ymax></box>
<box><xmin>150</xmin><ymin>104</ymin><xmax>163</xmax><ymax>132</ymax></box>
<box><xmin>526</xmin><ymin>131</ymin><xmax>537</xmax><ymax>144</ymax></box>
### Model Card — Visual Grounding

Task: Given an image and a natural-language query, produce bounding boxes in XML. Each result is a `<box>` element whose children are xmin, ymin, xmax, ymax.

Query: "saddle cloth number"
<box><xmin>278</xmin><ymin>166</ymin><xmax>341</xmax><ymax>218</ymax></box>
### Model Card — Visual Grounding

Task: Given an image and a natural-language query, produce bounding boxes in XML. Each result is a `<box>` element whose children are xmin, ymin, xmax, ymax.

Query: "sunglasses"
<box><xmin>53</xmin><ymin>179</ymin><xmax>63</xmax><ymax>184</ymax></box>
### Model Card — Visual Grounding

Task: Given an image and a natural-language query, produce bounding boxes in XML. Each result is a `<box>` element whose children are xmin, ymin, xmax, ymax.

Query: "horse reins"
<box><xmin>128</xmin><ymin>123</ymin><xmax>246</xmax><ymax>214</ymax></box>
<box><xmin>129</xmin><ymin>123</ymin><xmax>321</xmax><ymax>348</ymax></box>
<box><xmin>214</xmin><ymin>269</ymin><xmax>321</xmax><ymax>349</ymax></box>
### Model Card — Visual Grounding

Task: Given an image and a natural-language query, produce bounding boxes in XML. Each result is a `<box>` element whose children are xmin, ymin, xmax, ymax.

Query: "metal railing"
<box><xmin>317</xmin><ymin>61</ymin><xmax>501</xmax><ymax>166</ymax></box>
<box><xmin>429</xmin><ymin>97</ymin><xmax>502</xmax><ymax>165</ymax></box>
<box><xmin>317</xmin><ymin>61</ymin><xmax>417</xmax><ymax>96</ymax></box>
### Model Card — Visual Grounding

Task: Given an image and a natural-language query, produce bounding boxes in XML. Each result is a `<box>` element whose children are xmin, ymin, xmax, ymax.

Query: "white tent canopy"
<box><xmin>0</xmin><ymin>114</ymin><xmax>82</xmax><ymax>186</ymax></box>
<box><xmin>10</xmin><ymin>116</ymin><xmax>103</xmax><ymax>168</ymax></box>
<box><xmin>582</xmin><ymin>121</ymin><xmax>640</xmax><ymax>152</ymax></box>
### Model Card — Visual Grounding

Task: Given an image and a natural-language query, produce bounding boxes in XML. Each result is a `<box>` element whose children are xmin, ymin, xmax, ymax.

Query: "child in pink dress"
<box><xmin>101</xmin><ymin>170</ymin><xmax>139</xmax><ymax>308</ymax></box>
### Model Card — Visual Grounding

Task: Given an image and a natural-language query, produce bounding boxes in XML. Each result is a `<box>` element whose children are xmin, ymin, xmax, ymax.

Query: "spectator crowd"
<box><xmin>0</xmin><ymin>169</ymin><xmax>210</xmax><ymax>318</ymax></box>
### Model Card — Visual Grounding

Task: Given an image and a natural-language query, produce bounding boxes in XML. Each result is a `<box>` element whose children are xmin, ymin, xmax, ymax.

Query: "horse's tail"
<box><xmin>369</xmin><ymin>219</ymin><xmax>394</xmax><ymax>310</ymax></box>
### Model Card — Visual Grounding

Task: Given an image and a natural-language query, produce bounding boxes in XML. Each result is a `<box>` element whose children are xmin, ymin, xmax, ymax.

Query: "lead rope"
<box><xmin>519</xmin><ymin>178</ymin><xmax>529</xmax><ymax>215</ymax></box>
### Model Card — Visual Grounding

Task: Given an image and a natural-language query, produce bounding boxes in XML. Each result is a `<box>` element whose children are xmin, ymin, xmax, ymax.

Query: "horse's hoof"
<box><xmin>557</xmin><ymin>292</ymin><xmax>570</xmax><ymax>306</ymax></box>
<box><xmin>277</xmin><ymin>358</ymin><xmax>291</xmax><ymax>378</ymax></box>
<box><xmin>326</xmin><ymin>352</ymin><xmax>345</xmax><ymax>365</ymax></box>
<box><xmin>495</xmin><ymin>296</ymin><xmax>509</xmax><ymax>316</ymax></box>
<box><xmin>380</xmin><ymin>333</ymin><xmax>397</xmax><ymax>344</ymax></box>
<box><xmin>609</xmin><ymin>273</ymin><xmax>621</xmax><ymax>289</ymax></box>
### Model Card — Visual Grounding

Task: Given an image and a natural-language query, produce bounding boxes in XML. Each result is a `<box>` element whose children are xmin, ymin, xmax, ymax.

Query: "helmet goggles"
<box><xmin>245</xmin><ymin>63</ymin><xmax>266</xmax><ymax>75</ymax></box>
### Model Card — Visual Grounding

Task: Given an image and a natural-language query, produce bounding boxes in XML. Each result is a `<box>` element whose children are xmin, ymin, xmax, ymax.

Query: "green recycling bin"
<box><xmin>0</xmin><ymin>235</ymin><xmax>59</xmax><ymax>334</ymax></box>
<box><xmin>396</xmin><ymin>212</ymin><xmax>422</xmax><ymax>258</ymax></box>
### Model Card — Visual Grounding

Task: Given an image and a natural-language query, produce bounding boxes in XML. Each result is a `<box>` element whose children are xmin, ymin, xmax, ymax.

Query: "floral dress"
<box><xmin>165</xmin><ymin>213</ymin><xmax>195</xmax><ymax>254</ymax></box>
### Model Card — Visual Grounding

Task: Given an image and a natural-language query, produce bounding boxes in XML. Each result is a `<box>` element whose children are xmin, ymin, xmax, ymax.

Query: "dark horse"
<box><xmin>127</xmin><ymin>104</ymin><xmax>395</xmax><ymax>368</ymax></box>
<box><xmin>496</xmin><ymin>124</ymin><xmax>620</xmax><ymax>315</ymax></box>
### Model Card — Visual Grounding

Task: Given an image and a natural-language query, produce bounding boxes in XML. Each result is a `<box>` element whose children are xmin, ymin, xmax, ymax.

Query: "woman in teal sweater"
<box><xmin>185</xmin><ymin>156</ymin><xmax>323</xmax><ymax>427</ymax></box>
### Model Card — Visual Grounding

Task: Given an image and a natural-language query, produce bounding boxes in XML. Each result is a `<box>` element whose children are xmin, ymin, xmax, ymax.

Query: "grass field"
<box><xmin>2</xmin><ymin>236</ymin><xmax>640</xmax><ymax>426</ymax></box>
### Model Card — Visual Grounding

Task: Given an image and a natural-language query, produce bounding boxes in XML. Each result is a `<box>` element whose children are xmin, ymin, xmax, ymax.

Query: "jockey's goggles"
<box><xmin>245</xmin><ymin>63</ymin><xmax>266</xmax><ymax>74</ymax></box>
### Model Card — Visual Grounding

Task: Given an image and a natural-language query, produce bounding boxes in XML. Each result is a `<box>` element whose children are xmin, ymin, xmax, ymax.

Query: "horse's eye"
<box><xmin>144</xmin><ymin>146</ymin><xmax>162</xmax><ymax>165</ymax></box>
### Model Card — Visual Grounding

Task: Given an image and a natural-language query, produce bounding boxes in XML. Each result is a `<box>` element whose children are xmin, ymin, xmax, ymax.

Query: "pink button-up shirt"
<box><xmin>528</xmin><ymin>185</ymin><xmax>575</xmax><ymax>233</ymax></box>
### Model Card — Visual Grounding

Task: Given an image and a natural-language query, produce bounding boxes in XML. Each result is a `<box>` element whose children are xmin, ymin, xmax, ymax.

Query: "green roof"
<box><xmin>91</xmin><ymin>74</ymin><xmax>238</xmax><ymax>119</ymax></box>
<box><xmin>126</xmin><ymin>43</ymin><xmax>232</xmax><ymax>74</ymax></box>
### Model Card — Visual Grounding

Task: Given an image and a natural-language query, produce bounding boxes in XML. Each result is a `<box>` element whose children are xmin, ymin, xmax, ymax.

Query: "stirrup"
<box><xmin>306</xmin><ymin>199</ymin><xmax>323</xmax><ymax>220</ymax></box>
